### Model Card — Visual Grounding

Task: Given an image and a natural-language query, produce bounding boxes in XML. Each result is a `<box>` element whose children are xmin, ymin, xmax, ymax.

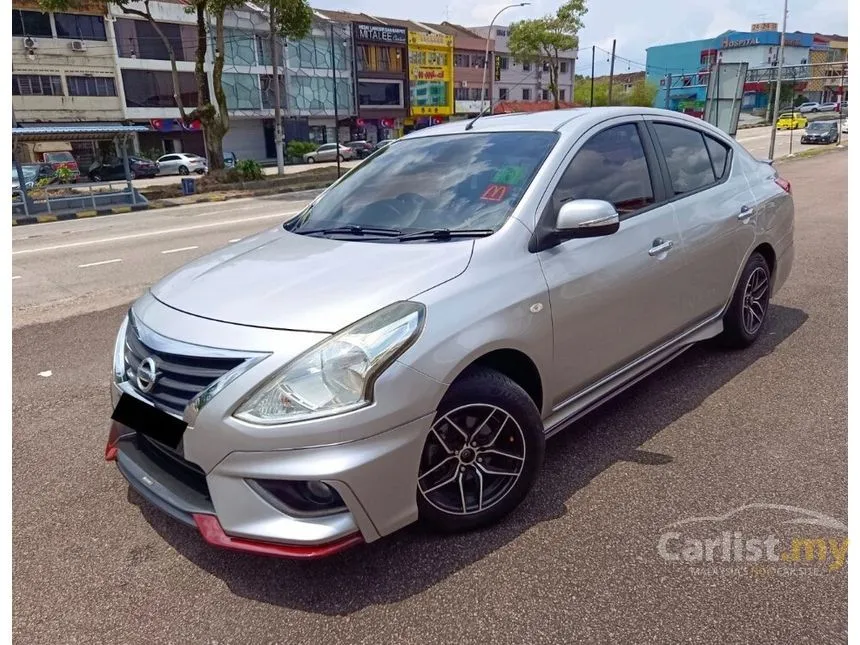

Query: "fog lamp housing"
<box><xmin>249</xmin><ymin>479</ymin><xmax>348</xmax><ymax>517</ymax></box>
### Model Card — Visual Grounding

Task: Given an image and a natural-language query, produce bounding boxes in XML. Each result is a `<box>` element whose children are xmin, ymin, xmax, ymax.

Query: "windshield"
<box><xmin>807</xmin><ymin>122</ymin><xmax>832</xmax><ymax>131</ymax></box>
<box><xmin>12</xmin><ymin>166</ymin><xmax>39</xmax><ymax>182</ymax></box>
<box><xmin>45</xmin><ymin>152</ymin><xmax>74</xmax><ymax>163</ymax></box>
<box><xmin>288</xmin><ymin>131</ymin><xmax>558</xmax><ymax>236</ymax></box>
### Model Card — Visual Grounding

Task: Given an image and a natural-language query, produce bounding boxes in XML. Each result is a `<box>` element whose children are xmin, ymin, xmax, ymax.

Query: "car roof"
<box><xmin>402</xmin><ymin>106</ymin><xmax>729</xmax><ymax>140</ymax></box>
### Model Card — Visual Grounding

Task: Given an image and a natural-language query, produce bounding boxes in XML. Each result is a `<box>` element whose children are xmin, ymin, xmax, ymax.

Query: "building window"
<box><xmin>12</xmin><ymin>10</ymin><xmax>52</xmax><ymax>37</ymax></box>
<box><xmin>542</xmin><ymin>62</ymin><xmax>550</xmax><ymax>72</ymax></box>
<box><xmin>289</xmin><ymin>36</ymin><xmax>350</xmax><ymax>71</ymax></box>
<box><xmin>471</xmin><ymin>54</ymin><xmax>486</xmax><ymax>68</ymax></box>
<box><xmin>454</xmin><ymin>52</ymin><xmax>470</xmax><ymax>68</ymax></box>
<box><xmin>522</xmin><ymin>87</ymin><xmax>531</xmax><ymax>100</ymax></box>
<box><xmin>355</xmin><ymin>44</ymin><xmax>402</xmax><ymax>72</ymax></box>
<box><xmin>454</xmin><ymin>87</ymin><xmax>469</xmax><ymax>100</ymax></box>
<box><xmin>541</xmin><ymin>89</ymin><xmax>550</xmax><ymax>100</ymax></box>
<box><xmin>121</xmin><ymin>69</ymin><xmax>198</xmax><ymax>107</ymax></box>
<box><xmin>54</xmin><ymin>13</ymin><xmax>106</xmax><ymax>41</ymax></box>
<box><xmin>499</xmin><ymin>87</ymin><xmax>508</xmax><ymax>100</ymax></box>
<box><xmin>223</xmin><ymin>73</ymin><xmax>261</xmax><ymax>110</ymax></box>
<box><xmin>498</xmin><ymin>56</ymin><xmax>508</xmax><ymax>70</ymax></box>
<box><xmin>495</xmin><ymin>28</ymin><xmax>507</xmax><ymax>37</ymax></box>
<box><xmin>288</xmin><ymin>76</ymin><xmax>351</xmax><ymax>112</ymax></box>
<box><xmin>559</xmin><ymin>88</ymin><xmax>566</xmax><ymax>100</ymax></box>
<box><xmin>114</xmin><ymin>19</ymin><xmax>195</xmax><ymax>61</ymax></box>
<box><xmin>67</xmin><ymin>76</ymin><xmax>117</xmax><ymax>96</ymax></box>
<box><xmin>358</xmin><ymin>80</ymin><xmax>402</xmax><ymax>107</ymax></box>
<box><xmin>12</xmin><ymin>74</ymin><xmax>62</xmax><ymax>96</ymax></box>
<box><xmin>560</xmin><ymin>61</ymin><xmax>568</xmax><ymax>73</ymax></box>
<box><xmin>522</xmin><ymin>62</ymin><xmax>531</xmax><ymax>72</ymax></box>
<box><xmin>466</xmin><ymin>87</ymin><xmax>487</xmax><ymax>100</ymax></box>
<box><xmin>260</xmin><ymin>74</ymin><xmax>286</xmax><ymax>109</ymax></box>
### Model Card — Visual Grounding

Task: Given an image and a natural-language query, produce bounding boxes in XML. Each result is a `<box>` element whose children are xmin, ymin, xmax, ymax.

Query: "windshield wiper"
<box><xmin>397</xmin><ymin>228</ymin><xmax>494</xmax><ymax>242</ymax></box>
<box><xmin>294</xmin><ymin>224</ymin><xmax>403</xmax><ymax>237</ymax></box>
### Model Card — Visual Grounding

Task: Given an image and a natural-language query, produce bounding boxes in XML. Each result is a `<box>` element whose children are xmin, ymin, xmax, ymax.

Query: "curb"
<box><xmin>12</xmin><ymin>203</ymin><xmax>149</xmax><ymax>226</ymax></box>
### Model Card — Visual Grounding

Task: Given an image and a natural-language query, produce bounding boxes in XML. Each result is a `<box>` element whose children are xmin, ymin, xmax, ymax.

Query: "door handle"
<box><xmin>738</xmin><ymin>205</ymin><xmax>755</xmax><ymax>221</ymax></box>
<box><xmin>648</xmin><ymin>239</ymin><xmax>674</xmax><ymax>256</ymax></box>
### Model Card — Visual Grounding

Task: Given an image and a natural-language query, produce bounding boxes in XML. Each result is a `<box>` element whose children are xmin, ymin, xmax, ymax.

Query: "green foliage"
<box><xmin>139</xmin><ymin>148</ymin><xmax>164</xmax><ymax>162</ymax></box>
<box><xmin>623</xmin><ymin>80</ymin><xmax>658</xmax><ymax>107</ymax></box>
<box><xmin>507</xmin><ymin>0</ymin><xmax>587</xmax><ymax>108</ymax></box>
<box><xmin>235</xmin><ymin>159</ymin><xmax>264</xmax><ymax>181</ymax></box>
<box><xmin>573</xmin><ymin>78</ymin><xmax>657</xmax><ymax>107</ymax></box>
<box><xmin>54</xmin><ymin>166</ymin><xmax>75</xmax><ymax>183</ymax></box>
<box><xmin>264</xmin><ymin>0</ymin><xmax>313</xmax><ymax>39</ymax></box>
<box><xmin>286</xmin><ymin>140</ymin><xmax>318</xmax><ymax>158</ymax></box>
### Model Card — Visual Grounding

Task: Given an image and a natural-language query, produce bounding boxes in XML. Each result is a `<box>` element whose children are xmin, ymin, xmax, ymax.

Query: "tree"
<box><xmin>622</xmin><ymin>80</ymin><xmax>658</xmax><ymax>107</ymax></box>
<box><xmin>507</xmin><ymin>0</ymin><xmax>587</xmax><ymax>109</ymax></box>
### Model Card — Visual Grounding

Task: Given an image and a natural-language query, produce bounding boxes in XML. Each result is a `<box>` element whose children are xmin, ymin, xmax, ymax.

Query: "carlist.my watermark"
<box><xmin>657</xmin><ymin>503</ymin><xmax>848</xmax><ymax>574</ymax></box>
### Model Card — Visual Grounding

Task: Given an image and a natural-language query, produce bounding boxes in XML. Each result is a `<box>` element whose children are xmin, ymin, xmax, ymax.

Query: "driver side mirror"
<box><xmin>555</xmin><ymin>199</ymin><xmax>620</xmax><ymax>239</ymax></box>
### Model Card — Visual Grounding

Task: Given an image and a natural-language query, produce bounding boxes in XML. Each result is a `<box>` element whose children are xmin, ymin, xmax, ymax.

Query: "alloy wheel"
<box><xmin>742</xmin><ymin>266</ymin><xmax>769</xmax><ymax>335</ymax></box>
<box><xmin>418</xmin><ymin>404</ymin><xmax>526</xmax><ymax>516</ymax></box>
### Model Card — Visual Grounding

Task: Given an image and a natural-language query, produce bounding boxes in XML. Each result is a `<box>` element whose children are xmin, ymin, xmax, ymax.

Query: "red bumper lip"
<box><xmin>192</xmin><ymin>513</ymin><xmax>364</xmax><ymax>559</ymax></box>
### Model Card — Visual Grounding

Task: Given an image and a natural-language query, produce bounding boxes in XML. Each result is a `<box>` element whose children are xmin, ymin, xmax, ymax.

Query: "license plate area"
<box><xmin>111</xmin><ymin>393</ymin><xmax>187</xmax><ymax>449</ymax></box>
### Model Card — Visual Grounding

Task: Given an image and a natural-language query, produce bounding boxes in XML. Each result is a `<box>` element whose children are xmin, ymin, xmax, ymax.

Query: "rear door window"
<box><xmin>653</xmin><ymin>123</ymin><xmax>719</xmax><ymax>195</ymax></box>
<box><xmin>704</xmin><ymin>135</ymin><xmax>730</xmax><ymax>180</ymax></box>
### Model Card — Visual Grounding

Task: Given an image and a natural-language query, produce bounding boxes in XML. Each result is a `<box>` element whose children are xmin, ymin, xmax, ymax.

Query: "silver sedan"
<box><xmin>107</xmin><ymin>107</ymin><xmax>793</xmax><ymax>557</ymax></box>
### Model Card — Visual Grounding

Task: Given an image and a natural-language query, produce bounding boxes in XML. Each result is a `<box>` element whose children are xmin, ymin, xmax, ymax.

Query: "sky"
<box><xmin>312</xmin><ymin>0</ymin><xmax>848</xmax><ymax>77</ymax></box>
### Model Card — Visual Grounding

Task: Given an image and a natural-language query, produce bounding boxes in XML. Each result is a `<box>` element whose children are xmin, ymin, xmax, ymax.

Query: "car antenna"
<box><xmin>465</xmin><ymin>103</ymin><xmax>492</xmax><ymax>131</ymax></box>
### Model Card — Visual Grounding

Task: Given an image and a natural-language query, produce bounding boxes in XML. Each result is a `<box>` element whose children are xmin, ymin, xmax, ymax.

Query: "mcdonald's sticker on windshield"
<box><xmin>481</xmin><ymin>184</ymin><xmax>509</xmax><ymax>202</ymax></box>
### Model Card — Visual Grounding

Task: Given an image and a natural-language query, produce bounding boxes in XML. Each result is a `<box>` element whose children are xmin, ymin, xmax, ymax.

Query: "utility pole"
<box><xmin>607</xmin><ymin>38</ymin><xmax>616</xmax><ymax>105</ymax></box>
<box><xmin>590</xmin><ymin>45</ymin><xmax>595</xmax><ymax>107</ymax></box>
<box><xmin>269</xmin><ymin>2</ymin><xmax>284</xmax><ymax>175</ymax></box>
<box><xmin>330</xmin><ymin>22</ymin><xmax>340</xmax><ymax>178</ymax></box>
<box><xmin>767</xmin><ymin>0</ymin><xmax>789</xmax><ymax>160</ymax></box>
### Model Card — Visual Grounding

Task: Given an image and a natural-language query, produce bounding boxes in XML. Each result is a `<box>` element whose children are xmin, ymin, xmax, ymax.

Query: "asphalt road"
<box><xmin>12</xmin><ymin>151</ymin><xmax>847</xmax><ymax>643</ymax></box>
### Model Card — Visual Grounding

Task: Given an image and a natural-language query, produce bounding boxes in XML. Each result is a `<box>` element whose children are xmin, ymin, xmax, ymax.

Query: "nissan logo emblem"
<box><xmin>136</xmin><ymin>356</ymin><xmax>158</xmax><ymax>393</ymax></box>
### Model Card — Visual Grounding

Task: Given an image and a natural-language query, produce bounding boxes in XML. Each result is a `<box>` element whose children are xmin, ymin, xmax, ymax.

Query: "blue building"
<box><xmin>646</xmin><ymin>26</ymin><xmax>820</xmax><ymax>115</ymax></box>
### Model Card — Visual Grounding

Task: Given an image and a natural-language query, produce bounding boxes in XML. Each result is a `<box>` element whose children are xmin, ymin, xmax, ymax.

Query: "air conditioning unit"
<box><xmin>22</xmin><ymin>36</ymin><xmax>38</xmax><ymax>49</ymax></box>
<box><xmin>70</xmin><ymin>40</ymin><xmax>87</xmax><ymax>52</ymax></box>
<box><xmin>460</xmin><ymin>80</ymin><xmax>468</xmax><ymax>88</ymax></box>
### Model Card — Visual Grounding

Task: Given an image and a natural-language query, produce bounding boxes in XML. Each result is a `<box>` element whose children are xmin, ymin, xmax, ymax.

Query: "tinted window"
<box><xmin>67</xmin><ymin>76</ymin><xmax>117</xmax><ymax>97</ymax></box>
<box><xmin>357</xmin><ymin>81</ymin><xmax>402</xmax><ymax>107</ymax></box>
<box><xmin>12</xmin><ymin>10</ymin><xmax>52</xmax><ymax>36</ymax></box>
<box><xmin>318</xmin><ymin>144</ymin><xmax>335</xmax><ymax>151</ymax></box>
<box><xmin>12</xmin><ymin>74</ymin><xmax>63</xmax><ymax>96</ymax></box>
<box><xmin>122</xmin><ymin>70</ymin><xmax>198</xmax><ymax>107</ymax></box>
<box><xmin>54</xmin><ymin>13</ymin><xmax>107</xmax><ymax>40</ymax></box>
<box><xmin>159</xmin><ymin>155</ymin><xmax>179</xmax><ymax>162</ymax></box>
<box><xmin>552</xmin><ymin>124</ymin><xmax>654</xmax><ymax>215</ymax></box>
<box><xmin>704</xmin><ymin>136</ymin><xmax>729</xmax><ymax>180</ymax></box>
<box><xmin>653</xmin><ymin>123</ymin><xmax>717</xmax><ymax>195</ymax></box>
<box><xmin>289</xmin><ymin>132</ymin><xmax>558</xmax><ymax>236</ymax></box>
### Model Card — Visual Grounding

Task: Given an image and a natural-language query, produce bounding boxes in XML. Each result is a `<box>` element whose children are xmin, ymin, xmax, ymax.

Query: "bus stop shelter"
<box><xmin>12</xmin><ymin>124</ymin><xmax>150</xmax><ymax>218</ymax></box>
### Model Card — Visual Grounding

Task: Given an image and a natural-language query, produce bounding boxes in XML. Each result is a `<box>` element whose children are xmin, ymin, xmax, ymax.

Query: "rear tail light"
<box><xmin>775</xmin><ymin>177</ymin><xmax>791</xmax><ymax>194</ymax></box>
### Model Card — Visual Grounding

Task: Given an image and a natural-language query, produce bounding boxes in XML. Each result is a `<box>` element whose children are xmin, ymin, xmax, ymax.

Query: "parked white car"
<box><xmin>842</xmin><ymin>119</ymin><xmax>849</xmax><ymax>134</ymax></box>
<box><xmin>156</xmin><ymin>153</ymin><xmax>208</xmax><ymax>176</ymax></box>
<box><xmin>797</xmin><ymin>102</ymin><xmax>822</xmax><ymax>113</ymax></box>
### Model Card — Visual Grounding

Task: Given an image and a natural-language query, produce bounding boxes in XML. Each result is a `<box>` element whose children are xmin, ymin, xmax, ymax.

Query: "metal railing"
<box><xmin>13</xmin><ymin>180</ymin><xmax>143</xmax><ymax>218</ymax></box>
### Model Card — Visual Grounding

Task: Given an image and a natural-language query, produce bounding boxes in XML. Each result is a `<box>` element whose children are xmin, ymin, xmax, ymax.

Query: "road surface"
<box><xmin>12</xmin><ymin>152</ymin><xmax>847</xmax><ymax>644</ymax></box>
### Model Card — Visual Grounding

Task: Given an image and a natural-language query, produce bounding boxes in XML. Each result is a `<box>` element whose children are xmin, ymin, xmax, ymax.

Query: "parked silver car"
<box><xmin>156</xmin><ymin>152</ymin><xmax>208</xmax><ymax>176</ymax></box>
<box><xmin>107</xmin><ymin>107</ymin><xmax>794</xmax><ymax>557</ymax></box>
<box><xmin>303</xmin><ymin>143</ymin><xmax>355</xmax><ymax>163</ymax></box>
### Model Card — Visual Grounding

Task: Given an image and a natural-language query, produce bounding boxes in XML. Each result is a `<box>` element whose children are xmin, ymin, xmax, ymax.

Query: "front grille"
<box><xmin>124</xmin><ymin>322</ymin><xmax>245</xmax><ymax>417</ymax></box>
<box><xmin>136</xmin><ymin>433</ymin><xmax>210</xmax><ymax>500</ymax></box>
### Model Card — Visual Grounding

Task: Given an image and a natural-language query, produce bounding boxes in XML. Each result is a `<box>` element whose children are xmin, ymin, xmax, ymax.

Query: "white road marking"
<box><xmin>12</xmin><ymin>209</ymin><xmax>301</xmax><ymax>256</ymax></box>
<box><xmin>38</xmin><ymin>370</ymin><xmax>52</xmax><ymax>377</ymax></box>
<box><xmin>12</xmin><ymin>276</ymin><xmax>21</xmax><ymax>280</ymax></box>
<box><xmin>161</xmin><ymin>245</ymin><xmax>199</xmax><ymax>255</ymax></box>
<box><xmin>78</xmin><ymin>258</ymin><xmax>122</xmax><ymax>268</ymax></box>
<box><xmin>228</xmin><ymin>238</ymin><xmax>241</xmax><ymax>243</ymax></box>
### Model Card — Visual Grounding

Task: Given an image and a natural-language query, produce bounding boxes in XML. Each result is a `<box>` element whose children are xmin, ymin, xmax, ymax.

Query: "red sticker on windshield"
<box><xmin>481</xmin><ymin>184</ymin><xmax>509</xmax><ymax>202</ymax></box>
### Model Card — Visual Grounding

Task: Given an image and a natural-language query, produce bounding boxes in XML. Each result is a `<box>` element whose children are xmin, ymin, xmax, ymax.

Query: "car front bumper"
<box><xmin>106</xmin><ymin>293</ymin><xmax>445</xmax><ymax>557</ymax></box>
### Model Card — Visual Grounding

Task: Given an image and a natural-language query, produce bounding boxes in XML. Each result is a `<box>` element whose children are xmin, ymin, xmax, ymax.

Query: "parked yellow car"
<box><xmin>776</xmin><ymin>112</ymin><xmax>808</xmax><ymax>130</ymax></box>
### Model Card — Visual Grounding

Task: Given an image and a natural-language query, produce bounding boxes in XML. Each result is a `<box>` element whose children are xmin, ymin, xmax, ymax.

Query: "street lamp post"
<box><xmin>480</xmin><ymin>2</ymin><xmax>530</xmax><ymax>116</ymax></box>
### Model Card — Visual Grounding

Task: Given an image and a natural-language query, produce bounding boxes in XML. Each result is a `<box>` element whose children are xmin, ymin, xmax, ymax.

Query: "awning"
<box><xmin>11</xmin><ymin>125</ymin><xmax>150</xmax><ymax>142</ymax></box>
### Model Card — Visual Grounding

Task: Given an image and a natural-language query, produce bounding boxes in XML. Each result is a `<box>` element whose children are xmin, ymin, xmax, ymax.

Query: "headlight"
<box><xmin>113</xmin><ymin>314</ymin><xmax>129</xmax><ymax>384</ymax></box>
<box><xmin>234</xmin><ymin>301</ymin><xmax>425</xmax><ymax>425</ymax></box>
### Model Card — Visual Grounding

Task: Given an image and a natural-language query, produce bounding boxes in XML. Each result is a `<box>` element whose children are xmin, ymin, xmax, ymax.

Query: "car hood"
<box><xmin>151</xmin><ymin>226</ymin><xmax>474</xmax><ymax>332</ymax></box>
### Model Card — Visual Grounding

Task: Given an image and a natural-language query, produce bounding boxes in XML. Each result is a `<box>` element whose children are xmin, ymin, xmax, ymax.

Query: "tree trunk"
<box><xmin>551</xmin><ymin>64</ymin><xmax>560</xmax><ymax>109</ymax></box>
<box><xmin>191</xmin><ymin>2</ymin><xmax>226</xmax><ymax>170</ymax></box>
<box><xmin>269</xmin><ymin>3</ymin><xmax>284</xmax><ymax>175</ymax></box>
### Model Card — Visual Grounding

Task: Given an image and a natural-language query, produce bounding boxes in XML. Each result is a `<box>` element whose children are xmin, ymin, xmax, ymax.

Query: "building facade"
<box><xmin>647</xmin><ymin>26</ymin><xmax>848</xmax><ymax>114</ymax></box>
<box><xmin>424</xmin><ymin>22</ymin><xmax>494</xmax><ymax>117</ymax></box>
<box><xmin>468</xmin><ymin>24</ymin><xmax>577</xmax><ymax>106</ymax></box>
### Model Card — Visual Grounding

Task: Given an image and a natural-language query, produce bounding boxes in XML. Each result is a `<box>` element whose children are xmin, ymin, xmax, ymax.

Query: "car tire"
<box><xmin>306</xmin><ymin>157</ymin><xmax>315</xmax><ymax>164</ymax></box>
<box><xmin>719</xmin><ymin>252</ymin><xmax>771</xmax><ymax>349</ymax></box>
<box><xmin>129</xmin><ymin>170</ymin><xmax>136</xmax><ymax>180</ymax></box>
<box><xmin>178</xmin><ymin>166</ymin><xmax>190</xmax><ymax>176</ymax></box>
<box><xmin>416</xmin><ymin>366</ymin><xmax>545</xmax><ymax>533</ymax></box>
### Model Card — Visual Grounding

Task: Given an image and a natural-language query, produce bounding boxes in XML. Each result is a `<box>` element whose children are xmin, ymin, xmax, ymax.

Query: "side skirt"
<box><xmin>543</xmin><ymin>315</ymin><xmax>723</xmax><ymax>439</ymax></box>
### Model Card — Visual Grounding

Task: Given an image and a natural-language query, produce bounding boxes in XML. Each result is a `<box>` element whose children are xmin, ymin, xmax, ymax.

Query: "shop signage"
<box><xmin>354</xmin><ymin>23</ymin><xmax>407</xmax><ymax>44</ymax></box>
<box><xmin>407</xmin><ymin>32</ymin><xmax>454</xmax><ymax>117</ymax></box>
<box><xmin>722</xmin><ymin>37</ymin><xmax>760</xmax><ymax>48</ymax></box>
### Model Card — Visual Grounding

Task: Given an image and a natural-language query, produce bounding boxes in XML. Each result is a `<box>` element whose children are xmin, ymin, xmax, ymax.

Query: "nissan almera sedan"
<box><xmin>107</xmin><ymin>107</ymin><xmax>794</xmax><ymax>558</ymax></box>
